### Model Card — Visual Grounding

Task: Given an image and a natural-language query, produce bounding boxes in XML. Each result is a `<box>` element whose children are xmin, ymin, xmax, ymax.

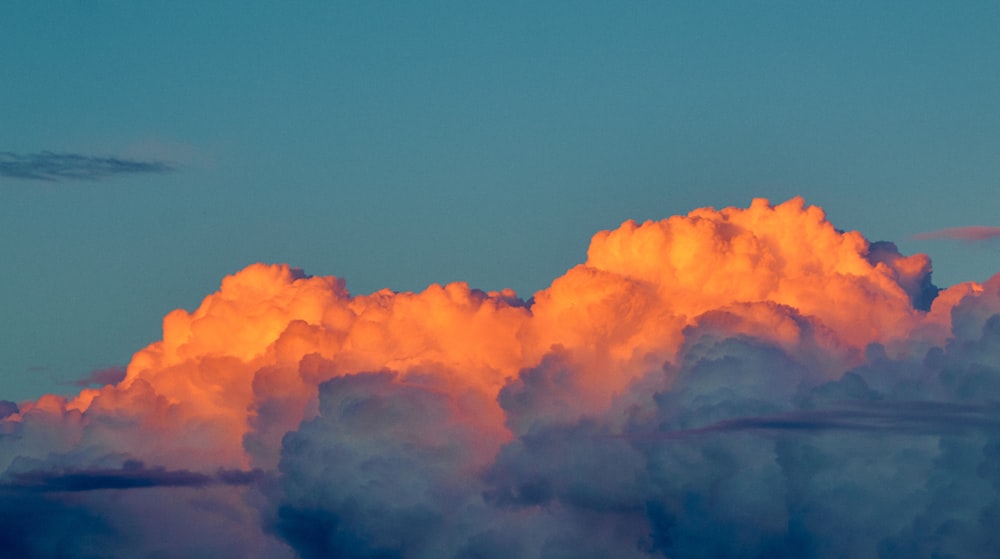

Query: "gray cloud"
<box><xmin>0</xmin><ymin>151</ymin><xmax>175</xmax><ymax>181</ymax></box>
<box><xmin>475</xmin><ymin>309</ymin><xmax>1000</xmax><ymax>558</ymax></box>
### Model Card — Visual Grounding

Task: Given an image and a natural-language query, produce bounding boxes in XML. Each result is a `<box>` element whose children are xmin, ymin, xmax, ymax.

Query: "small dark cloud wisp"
<box><xmin>0</xmin><ymin>151</ymin><xmax>175</xmax><ymax>182</ymax></box>
<box><xmin>2</xmin><ymin>461</ymin><xmax>265</xmax><ymax>493</ymax></box>
<box><xmin>70</xmin><ymin>366</ymin><xmax>127</xmax><ymax>388</ymax></box>
<box><xmin>913</xmin><ymin>226</ymin><xmax>1000</xmax><ymax>242</ymax></box>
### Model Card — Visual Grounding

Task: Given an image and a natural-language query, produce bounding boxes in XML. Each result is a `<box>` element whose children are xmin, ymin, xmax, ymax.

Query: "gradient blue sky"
<box><xmin>2</xmin><ymin>2</ymin><xmax>998</xmax><ymax>401</ymax></box>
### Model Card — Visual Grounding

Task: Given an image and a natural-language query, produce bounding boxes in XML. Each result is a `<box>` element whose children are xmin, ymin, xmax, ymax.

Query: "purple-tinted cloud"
<box><xmin>913</xmin><ymin>226</ymin><xmax>1000</xmax><ymax>242</ymax></box>
<box><xmin>69</xmin><ymin>366</ymin><xmax>127</xmax><ymax>388</ymax></box>
<box><xmin>0</xmin><ymin>401</ymin><xmax>17</xmax><ymax>420</ymax></box>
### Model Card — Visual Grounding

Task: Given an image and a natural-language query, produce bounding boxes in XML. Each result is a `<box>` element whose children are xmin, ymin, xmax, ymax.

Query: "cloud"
<box><xmin>269</xmin><ymin>372</ymin><xmax>505</xmax><ymax>559</ymax></box>
<box><xmin>913</xmin><ymin>226</ymin><xmax>1000</xmax><ymax>242</ymax></box>
<box><xmin>2</xmin><ymin>460</ymin><xmax>265</xmax><ymax>493</ymax></box>
<box><xmin>0</xmin><ymin>401</ymin><xmax>17</xmax><ymax>420</ymax></box>
<box><xmin>480</xmin><ymin>311</ymin><xmax>1000</xmax><ymax>558</ymax></box>
<box><xmin>1</xmin><ymin>197</ymin><xmax>999</xmax><ymax>557</ymax></box>
<box><xmin>0</xmin><ymin>480</ymin><xmax>293</xmax><ymax>559</ymax></box>
<box><xmin>630</xmin><ymin>400</ymin><xmax>1000</xmax><ymax>439</ymax></box>
<box><xmin>68</xmin><ymin>365</ymin><xmax>128</xmax><ymax>388</ymax></box>
<box><xmin>0</xmin><ymin>151</ymin><xmax>175</xmax><ymax>181</ymax></box>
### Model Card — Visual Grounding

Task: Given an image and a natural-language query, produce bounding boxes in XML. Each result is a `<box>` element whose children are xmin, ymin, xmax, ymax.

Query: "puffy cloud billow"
<box><xmin>2</xmin><ymin>197</ymin><xmax>999</xmax><ymax>558</ymax></box>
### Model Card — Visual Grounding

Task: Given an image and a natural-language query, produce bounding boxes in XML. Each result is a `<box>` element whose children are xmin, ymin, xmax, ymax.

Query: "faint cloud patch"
<box><xmin>913</xmin><ymin>226</ymin><xmax>1000</xmax><ymax>242</ymax></box>
<box><xmin>68</xmin><ymin>366</ymin><xmax>127</xmax><ymax>388</ymax></box>
<box><xmin>0</xmin><ymin>151</ymin><xmax>176</xmax><ymax>182</ymax></box>
<box><xmin>122</xmin><ymin>137</ymin><xmax>205</xmax><ymax>168</ymax></box>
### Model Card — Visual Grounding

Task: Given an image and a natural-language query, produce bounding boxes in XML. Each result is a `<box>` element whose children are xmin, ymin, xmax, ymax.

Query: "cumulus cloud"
<box><xmin>0</xmin><ymin>151</ymin><xmax>175</xmax><ymax>181</ymax></box>
<box><xmin>1</xmin><ymin>197</ymin><xmax>999</xmax><ymax>557</ymax></box>
<box><xmin>914</xmin><ymin>225</ymin><xmax>1000</xmax><ymax>242</ymax></box>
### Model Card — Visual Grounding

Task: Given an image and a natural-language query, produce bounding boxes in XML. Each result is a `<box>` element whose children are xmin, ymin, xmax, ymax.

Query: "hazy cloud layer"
<box><xmin>1</xmin><ymin>198</ymin><xmax>999</xmax><ymax>557</ymax></box>
<box><xmin>0</xmin><ymin>151</ymin><xmax>175</xmax><ymax>181</ymax></box>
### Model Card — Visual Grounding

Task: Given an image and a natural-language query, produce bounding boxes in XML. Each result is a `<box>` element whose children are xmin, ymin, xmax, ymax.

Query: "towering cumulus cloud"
<box><xmin>2</xmin><ymin>198</ymin><xmax>999</xmax><ymax>558</ymax></box>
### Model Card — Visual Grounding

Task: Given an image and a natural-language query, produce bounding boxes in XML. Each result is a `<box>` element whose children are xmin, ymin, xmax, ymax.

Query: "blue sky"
<box><xmin>2</xmin><ymin>2</ymin><xmax>998</xmax><ymax>401</ymax></box>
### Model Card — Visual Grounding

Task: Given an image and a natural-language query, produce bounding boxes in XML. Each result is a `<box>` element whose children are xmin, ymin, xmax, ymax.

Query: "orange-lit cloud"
<box><xmin>913</xmin><ymin>225</ymin><xmax>1000</xmax><ymax>241</ymax></box>
<box><xmin>2</xmin><ymin>197</ymin><xmax>999</xmax><ymax>558</ymax></box>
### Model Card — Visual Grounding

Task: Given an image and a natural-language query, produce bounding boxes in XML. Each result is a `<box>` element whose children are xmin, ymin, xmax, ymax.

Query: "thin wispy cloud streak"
<box><xmin>0</xmin><ymin>151</ymin><xmax>175</xmax><ymax>181</ymax></box>
<box><xmin>630</xmin><ymin>401</ymin><xmax>1000</xmax><ymax>441</ymax></box>
<box><xmin>1</xmin><ymin>461</ymin><xmax>265</xmax><ymax>493</ymax></box>
<box><xmin>913</xmin><ymin>226</ymin><xmax>1000</xmax><ymax>242</ymax></box>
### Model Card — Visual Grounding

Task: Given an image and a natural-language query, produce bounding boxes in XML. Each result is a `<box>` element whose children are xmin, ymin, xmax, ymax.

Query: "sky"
<box><xmin>2</xmin><ymin>2</ymin><xmax>999</xmax><ymax>401</ymax></box>
<box><xmin>1</xmin><ymin>4</ymin><xmax>1000</xmax><ymax>557</ymax></box>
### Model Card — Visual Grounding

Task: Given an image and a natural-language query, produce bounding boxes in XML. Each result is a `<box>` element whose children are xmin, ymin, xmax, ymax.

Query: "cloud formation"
<box><xmin>68</xmin><ymin>366</ymin><xmax>128</xmax><ymax>388</ymax></box>
<box><xmin>0</xmin><ymin>151</ymin><xmax>175</xmax><ymax>181</ymax></box>
<box><xmin>2</xmin><ymin>460</ymin><xmax>264</xmax><ymax>493</ymax></box>
<box><xmin>1</xmin><ymin>197</ymin><xmax>998</xmax><ymax>558</ymax></box>
<box><xmin>914</xmin><ymin>225</ymin><xmax>1000</xmax><ymax>242</ymax></box>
